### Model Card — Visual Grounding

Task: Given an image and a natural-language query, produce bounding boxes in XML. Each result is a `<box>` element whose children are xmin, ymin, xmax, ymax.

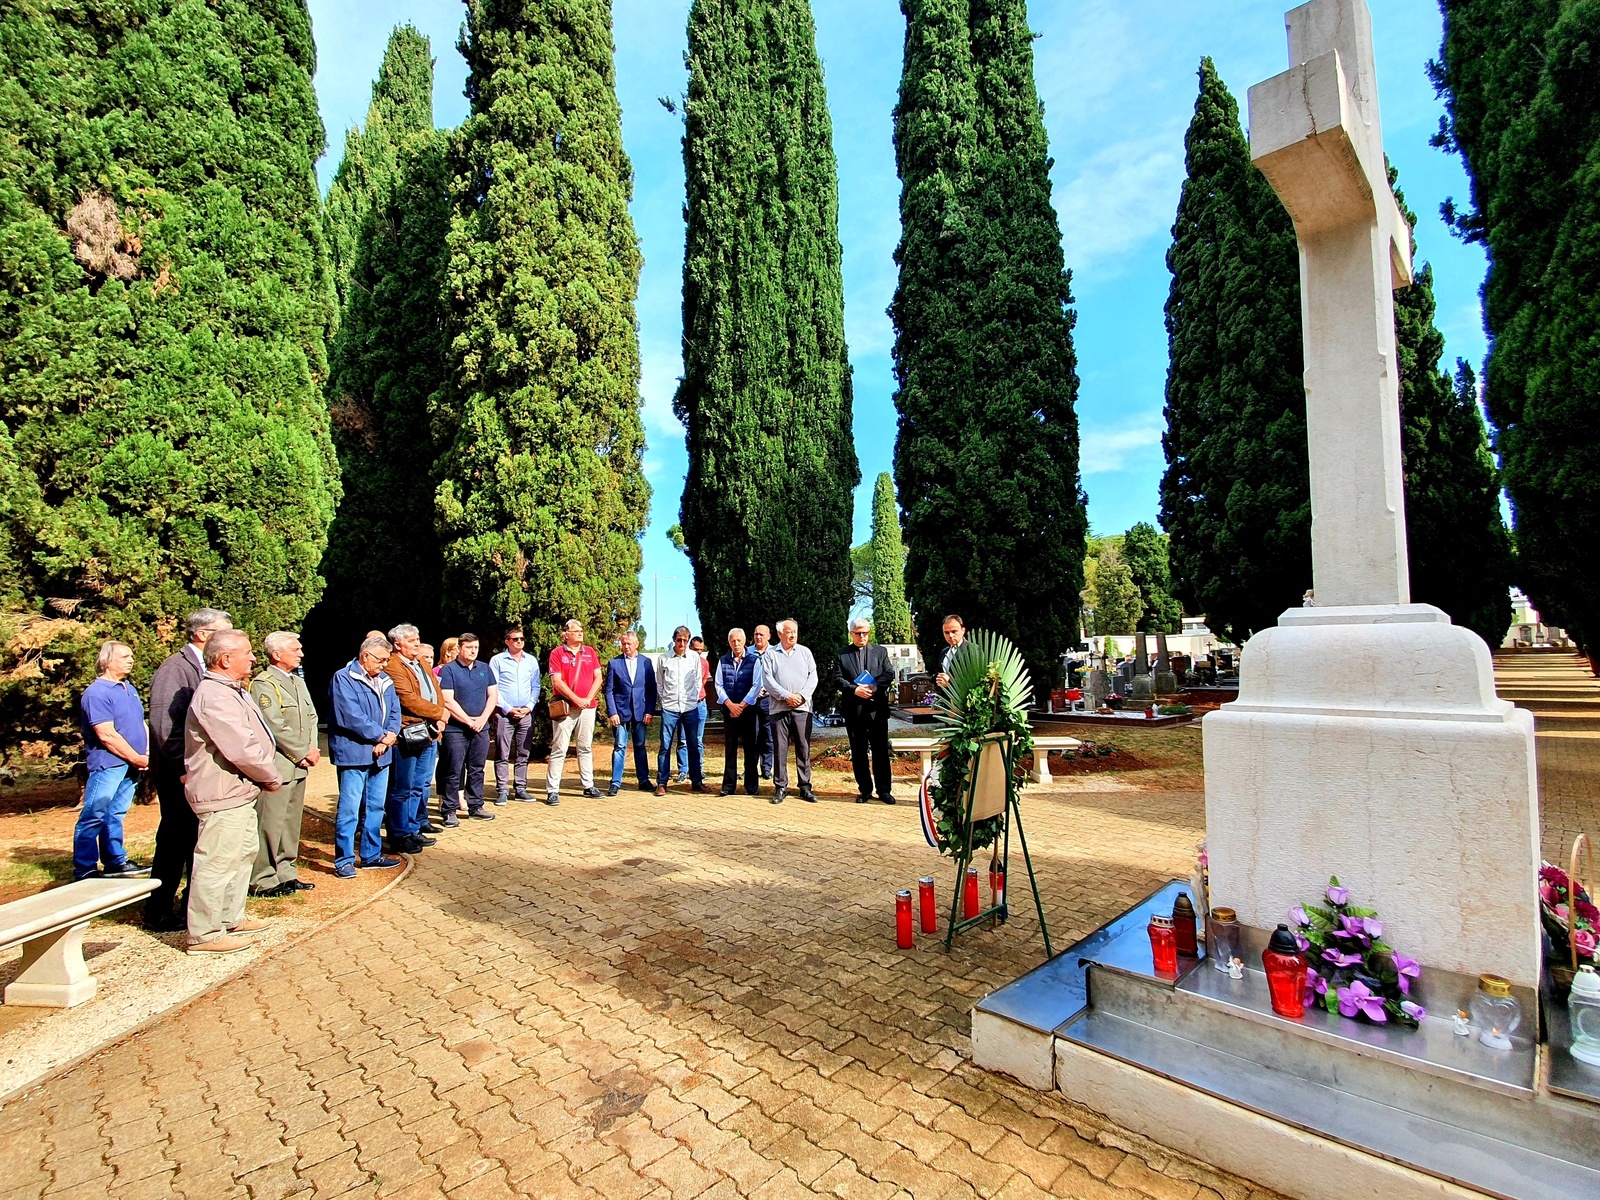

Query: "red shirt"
<box><xmin>548</xmin><ymin>643</ymin><xmax>601</xmax><ymax>704</ymax></box>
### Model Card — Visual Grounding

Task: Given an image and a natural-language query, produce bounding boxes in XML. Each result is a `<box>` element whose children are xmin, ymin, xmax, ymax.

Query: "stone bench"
<box><xmin>890</xmin><ymin>734</ymin><xmax>1082</xmax><ymax>787</ymax></box>
<box><xmin>1</xmin><ymin>877</ymin><xmax>158</xmax><ymax>1007</ymax></box>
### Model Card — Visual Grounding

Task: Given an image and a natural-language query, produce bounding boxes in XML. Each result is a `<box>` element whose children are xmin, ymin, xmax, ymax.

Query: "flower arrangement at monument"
<box><xmin>1289</xmin><ymin>877</ymin><xmax>1425</xmax><ymax>1028</ymax></box>
<box><xmin>918</xmin><ymin>629</ymin><xmax>1033</xmax><ymax>857</ymax></box>
<box><xmin>1539</xmin><ymin>861</ymin><xmax>1598</xmax><ymax>967</ymax></box>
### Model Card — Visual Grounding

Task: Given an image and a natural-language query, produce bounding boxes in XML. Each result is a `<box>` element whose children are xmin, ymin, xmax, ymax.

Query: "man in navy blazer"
<box><xmin>605</xmin><ymin>631</ymin><xmax>658</xmax><ymax>795</ymax></box>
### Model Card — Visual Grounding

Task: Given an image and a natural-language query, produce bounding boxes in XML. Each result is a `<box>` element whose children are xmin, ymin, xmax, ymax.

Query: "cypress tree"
<box><xmin>675</xmin><ymin>0</ymin><xmax>858</xmax><ymax>651</ymax></box>
<box><xmin>1122</xmin><ymin>521</ymin><xmax>1181</xmax><ymax>634</ymax></box>
<box><xmin>0</xmin><ymin>0</ymin><xmax>337</xmax><ymax>654</ymax></box>
<box><xmin>892</xmin><ymin>0</ymin><xmax>1087</xmax><ymax>689</ymax></box>
<box><xmin>310</xmin><ymin>26</ymin><xmax>450</xmax><ymax>657</ymax></box>
<box><xmin>1159</xmin><ymin>58</ymin><xmax>1307</xmax><ymax>645</ymax></box>
<box><xmin>869</xmin><ymin>473</ymin><xmax>913</xmax><ymax>643</ymax></box>
<box><xmin>438</xmin><ymin>0</ymin><xmax>650</xmax><ymax>648</ymax></box>
<box><xmin>1391</xmin><ymin>172</ymin><xmax>1513</xmax><ymax>646</ymax></box>
<box><xmin>1091</xmin><ymin>546</ymin><xmax>1142</xmax><ymax>637</ymax></box>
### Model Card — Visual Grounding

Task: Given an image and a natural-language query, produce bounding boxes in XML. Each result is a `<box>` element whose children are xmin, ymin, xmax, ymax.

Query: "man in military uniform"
<box><xmin>248</xmin><ymin>631</ymin><xmax>320</xmax><ymax>896</ymax></box>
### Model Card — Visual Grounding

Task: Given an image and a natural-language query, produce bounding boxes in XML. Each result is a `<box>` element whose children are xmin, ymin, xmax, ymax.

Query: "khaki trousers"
<box><xmin>253</xmin><ymin>776</ymin><xmax>305</xmax><ymax>889</ymax></box>
<box><xmin>546</xmin><ymin>707</ymin><xmax>597</xmax><ymax>795</ymax></box>
<box><xmin>189</xmin><ymin>803</ymin><xmax>258</xmax><ymax>943</ymax></box>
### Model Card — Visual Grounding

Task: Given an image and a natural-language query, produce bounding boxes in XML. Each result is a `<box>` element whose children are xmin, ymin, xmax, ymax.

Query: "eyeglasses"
<box><xmin>851</xmin><ymin>629</ymin><xmax>869</xmax><ymax>636</ymax></box>
<box><xmin>507</xmin><ymin>636</ymin><xmax>524</xmax><ymax>642</ymax></box>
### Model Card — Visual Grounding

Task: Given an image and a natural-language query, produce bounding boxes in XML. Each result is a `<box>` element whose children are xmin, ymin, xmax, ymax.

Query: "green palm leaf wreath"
<box><xmin>928</xmin><ymin>629</ymin><xmax>1034</xmax><ymax>858</ymax></box>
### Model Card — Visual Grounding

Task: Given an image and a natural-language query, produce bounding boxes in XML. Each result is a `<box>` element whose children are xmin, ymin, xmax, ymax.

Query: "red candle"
<box><xmin>896</xmin><ymin>890</ymin><xmax>914</xmax><ymax>948</ymax></box>
<box><xmin>1147</xmin><ymin>914</ymin><xmax>1179</xmax><ymax>974</ymax></box>
<box><xmin>1262</xmin><ymin>924</ymin><xmax>1308</xmax><ymax>1018</ymax></box>
<box><xmin>989</xmin><ymin>860</ymin><xmax>1006</xmax><ymax>909</ymax></box>
<box><xmin>963</xmin><ymin>867</ymin><xmax>981</xmax><ymax>918</ymax></box>
<box><xmin>918</xmin><ymin>877</ymin><xmax>937</xmax><ymax>933</ymax></box>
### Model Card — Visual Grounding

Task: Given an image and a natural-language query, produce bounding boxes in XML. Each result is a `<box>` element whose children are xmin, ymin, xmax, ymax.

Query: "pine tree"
<box><xmin>869</xmin><ymin>473</ymin><xmax>913</xmax><ymax>643</ymax></box>
<box><xmin>1091</xmin><ymin>546</ymin><xmax>1142</xmax><ymax>637</ymax></box>
<box><xmin>438</xmin><ymin>0</ymin><xmax>650</xmax><ymax>648</ymax></box>
<box><xmin>1392</xmin><ymin>172</ymin><xmax>1513</xmax><ymax>646</ymax></box>
<box><xmin>892</xmin><ymin>0</ymin><xmax>1087</xmax><ymax>689</ymax></box>
<box><xmin>1159</xmin><ymin>58</ymin><xmax>1307</xmax><ymax>645</ymax></box>
<box><xmin>1122</xmin><ymin>522</ymin><xmax>1181</xmax><ymax>634</ymax></box>
<box><xmin>0</xmin><ymin>0</ymin><xmax>337</xmax><ymax>656</ymax></box>
<box><xmin>310</xmin><ymin>26</ymin><xmax>450</xmax><ymax>657</ymax></box>
<box><xmin>675</xmin><ymin>0</ymin><xmax>858</xmax><ymax>652</ymax></box>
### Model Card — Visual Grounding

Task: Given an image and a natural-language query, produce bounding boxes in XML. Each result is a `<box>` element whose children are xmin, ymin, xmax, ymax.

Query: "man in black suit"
<box><xmin>144</xmin><ymin>607</ymin><xmax>233</xmax><ymax>931</ymax></box>
<box><xmin>834</xmin><ymin>618</ymin><xmax>897</xmax><ymax>805</ymax></box>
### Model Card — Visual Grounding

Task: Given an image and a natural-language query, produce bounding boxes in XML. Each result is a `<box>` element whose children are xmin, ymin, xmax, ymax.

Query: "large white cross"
<box><xmin>1248</xmin><ymin>0</ymin><xmax>1414</xmax><ymax>608</ymax></box>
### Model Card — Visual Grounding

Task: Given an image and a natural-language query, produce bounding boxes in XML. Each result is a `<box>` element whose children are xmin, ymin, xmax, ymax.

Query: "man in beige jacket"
<box><xmin>184</xmin><ymin>630</ymin><xmax>283</xmax><ymax>953</ymax></box>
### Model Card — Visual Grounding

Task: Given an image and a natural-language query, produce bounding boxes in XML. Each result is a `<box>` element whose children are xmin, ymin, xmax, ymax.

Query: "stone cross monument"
<box><xmin>1203</xmin><ymin>0</ymin><xmax>1542</xmax><ymax>987</ymax></box>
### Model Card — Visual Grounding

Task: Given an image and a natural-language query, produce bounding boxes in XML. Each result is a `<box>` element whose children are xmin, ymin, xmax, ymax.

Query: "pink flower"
<box><xmin>1575</xmin><ymin>928</ymin><xmax>1598</xmax><ymax>958</ymax></box>
<box><xmin>1540</xmin><ymin>882</ymin><xmax>1558</xmax><ymax>906</ymax></box>
<box><xmin>1556</xmin><ymin>904</ymin><xmax>1571</xmax><ymax>922</ymax></box>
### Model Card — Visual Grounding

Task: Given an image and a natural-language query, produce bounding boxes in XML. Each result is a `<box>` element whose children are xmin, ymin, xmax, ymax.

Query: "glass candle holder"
<box><xmin>990</xmin><ymin>861</ymin><xmax>1006</xmax><ymax>909</ymax></box>
<box><xmin>1569</xmin><ymin>965</ymin><xmax>1600</xmax><ymax>1067</ymax></box>
<box><xmin>895</xmin><ymin>890</ymin><xmax>914</xmax><ymax>949</ymax></box>
<box><xmin>1207</xmin><ymin>907</ymin><xmax>1241</xmax><ymax>972</ymax></box>
<box><xmin>1171</xmin><ymin>893</ymin><xmax>1199</xmax><ymax>957</ymax></box>
<box><xmin>1262</xmin><ymin>924</ymin><xmax>1307</xmax><ymax>1019</ymax></box>
<box><xmin>918</xmin><ymin>877</ymin><xmax>937</xmax><ymax>934</ymax></box>
<box><xmin>1148</xmin><ymin>914</ymin><xmax>1178</xmax><ymax>974</ymax></box>
<box><xmin>1470</xmin><ymin>974</ymin><xmax>1521</xmax><ymax>1050</ymax></box>
<box><xmin>963</xmin><ymin>867</ymin><xmax>980</xmax><ymax>919</ymax></box>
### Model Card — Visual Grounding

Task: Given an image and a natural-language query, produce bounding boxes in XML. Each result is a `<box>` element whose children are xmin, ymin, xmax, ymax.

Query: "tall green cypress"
<box><xmin>1392</xmin><ymin>172</ymin><xmax>1513</xmax><ymax>647</ymax></box>
<box><xmin>1122</xmin><ymin>522</ymin><xmax>1181</xmax><ymax>634</ymax></box>
<box><xmin>310</xmin><ymin>26</ymin><xmax>450</xmax><ymax>654</ymax></box>
<box><xmin>0</xmin><ymin>0</ymin><xmax>337</xmax><ymax>652</ymax></box>
<box><xmin>892</xmin><ymin>0</ymin><xmax>1087</xmax><ymax>688</ymax></box>
<box><xmin>869</xmin><ymin>473</ymin><xmax>913</xmax><ymax>643</ymax></box>
<box><xmin>438</xmin><ymin>0</ymin><xmax>650</xmax><ymax>648</ymax></box>
<box><xmin>675</xmin><ymin>0</ymin><xmax>858</xmax><ymax>652</ymax></box>
<box><xmin>1159</xmin><ymin>59</ymin><xmax>1306</xmax><ymax>645</ymax></box>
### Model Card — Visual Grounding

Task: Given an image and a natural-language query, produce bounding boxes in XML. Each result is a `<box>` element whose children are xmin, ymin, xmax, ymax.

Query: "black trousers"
<box><xmin>768</xmin><ymin>709</ymin><xmax>812</xmax><ymax>792</ymax></box>
<box><xmin>754</xmin><ymin>706</ymin><xmax>773</xmax><ymax>776</ymax></box>
<box><xmin>144</xmin><ymin>768</ymin><xmax>196</xmax><ymax>922</ymax></box>
<box><xmin>721</xmin><ymin>705</ymin><xmax>760</xmax><ymax>793</ymax></box>
<box><xmin>843</xmin><ymin>700</ymin><xmax>894</xmax><ymax>799</ymax></box>
<box><xmin>440</xmin><ymin>724</ymin><xmax>490</xmax><ymax>813</ymax></box>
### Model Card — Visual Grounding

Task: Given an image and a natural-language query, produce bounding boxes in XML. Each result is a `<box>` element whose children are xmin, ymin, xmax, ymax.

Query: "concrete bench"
<box><xmin>1</xmin><ymin>877</ymin><xmax>158</xmax><ymax>1007</ymax></box>
<box><xmin>890</xmin><ymin>734</ymin><xmax>1082</xmax><ymax>786</ymax></box>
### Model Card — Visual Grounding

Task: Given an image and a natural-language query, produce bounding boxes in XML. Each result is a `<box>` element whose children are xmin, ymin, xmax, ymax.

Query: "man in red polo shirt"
<box><xmin>546</xmin><ymin>618</ymin><xmax>603</xmax><ymax>803</ymax></box>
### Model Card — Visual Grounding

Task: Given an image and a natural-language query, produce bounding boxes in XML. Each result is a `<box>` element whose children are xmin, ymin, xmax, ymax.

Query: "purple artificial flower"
<box><xmin>1295</xmin><ymin>934</ymin><xmax>1310</xmax><ymax>953</ymax></box>
<box><xmin>1392</xmin><ymin>954</ymin><xmax>1420</xmax><ymax>985</ymax></box>
<box><xmin>1337</xmin><ymin>979</ymin><xmax>1388</xmax><ymax>1022</ymax></box>
<box><xmin>1323</xmin><ymin>949</ymin><xmax>1364</xmax><ymax>969</ymax></box>
<box><xmin>1400</xmin><ymin>1001</ymin><xmax>1427</xmax><ymax>1022</ymax></box>
<box><xmin>1327</xmin><ymin>884</ymin><xmax>1350</xmax><ymax>906</ymax></box>
<box><xmin>1289</xmin><ymin>905</ymin><xmax>1309</xmax><ymax>928</ymax></box>
<box><xmin>1360</xmin><ymin>916</ymin><xmax>1384</xmax><ymax>939</ymax></box>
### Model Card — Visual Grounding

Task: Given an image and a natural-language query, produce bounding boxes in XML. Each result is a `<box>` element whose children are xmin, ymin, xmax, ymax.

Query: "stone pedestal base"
<box><xmin>1204</xmin><ymin>604</ymin><xmax>1540</xmax><ymax>986</ymax></box>
<box><xmin>4</xmin><ymin>923</ymin><xmax>97</xmax><ymax>1007</ymax></box>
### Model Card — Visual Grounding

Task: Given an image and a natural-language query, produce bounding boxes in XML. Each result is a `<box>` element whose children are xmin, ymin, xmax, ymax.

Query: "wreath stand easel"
<box><xmin>943</xmin><ymin>729</ymin><xmax>1052</xmax><ymax>956</ymax></box>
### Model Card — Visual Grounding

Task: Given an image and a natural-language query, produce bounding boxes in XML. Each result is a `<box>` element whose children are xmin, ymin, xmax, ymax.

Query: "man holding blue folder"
<box><xmin>834</xmin><ymin>618</ymin><xmax>897</xmax><ymax>805</ymax></box>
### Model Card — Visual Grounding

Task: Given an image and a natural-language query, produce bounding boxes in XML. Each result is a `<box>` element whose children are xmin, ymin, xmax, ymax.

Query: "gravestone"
<box><xmin>1153</xmin><ymin>632</ymin><xmax>1178</xmax><ymax>696</ymax></box>
<box><xmin>1205</xmin><ymin>0</ymin><xmax>1540</xmax><ymax>985</ymax></box>
<box><xmin>1129</xmin><ymin>633</ymin><xmax>1154</xmax><ymax>700</ymax></box>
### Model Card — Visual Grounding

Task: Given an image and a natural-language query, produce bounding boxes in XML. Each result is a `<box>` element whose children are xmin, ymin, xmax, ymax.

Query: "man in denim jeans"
<box><xmin>385</xmin><ymin>624</ymin><xmax>444</xmax><ymax>853</ymax></box>
<box><xmin>654</xmin><ymin>627</ymin><xmax>706</xmax><ymax>795</ymax></box>
<box><xmin>74</xmin><ymin>641</ymin><xmax>150</xmax><ymax>880</ymax></box>
<box><xmin>327</xmin><ymin>635</ymin><xmax>402</xmax><ymax>878</ymax></box>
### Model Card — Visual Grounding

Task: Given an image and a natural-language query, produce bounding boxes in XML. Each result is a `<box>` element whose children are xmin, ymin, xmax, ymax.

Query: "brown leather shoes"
<box><xmin>188</xmin><ymin>935</ymin><xmax>252</xmax><ymax>954</ymax></box>
<box><xmin>654</xmin><ymin>785</ymin><xmax>668</xmax><ymax>796</ymax></box>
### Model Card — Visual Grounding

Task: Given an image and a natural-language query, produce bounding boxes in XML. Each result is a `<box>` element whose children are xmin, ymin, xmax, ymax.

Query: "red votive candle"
<box><xmin>918</xmin><ymin>877</ymin><xmax>937</xmax><ymax>933</ymax></box>
<box><xmin>963</xmin><ymin>867</ymin><xmax>981</xmax><ymax>918</ymax></box>
<box><xmin>1262</xmin><ymin>924</ymin><xmax>1308</xmax><ymax>1018</ymax></box>
<box><xmin>1148</xmin><ymin>914</ymin><xmax>1179</xmax><ymax>974</ymax></box>
<box><xmin>989</xmin><ymin>861</ymin><xmax>1006</xmax><ymax>909</ymax></box>
<box><xmin>896</xmin><ymin>890</ymin><xmax>914</xmax><ymax>948</ymax></box>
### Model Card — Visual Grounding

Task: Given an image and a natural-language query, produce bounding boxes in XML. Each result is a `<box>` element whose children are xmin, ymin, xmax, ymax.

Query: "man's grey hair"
<box><xmin>360</xmin><ymin>635</ymin><xmax>392</xmax><ymax>659</ymax></box>
<box><xmin>204</xmin><ymin>628</ymin><xmax>250</xmax><ymax>668</ymax></box>
<box><xmin>777</xmin><ymin>618</ymin><xmax>798</xmax><ymax>635</ymax></box>
<box><xmin>850</xmin><ymin>618</ymin><xmax>871</xmax><ymax>632</ymax></box>
<box><xmin>96</xmin><ymin>640</ymin><xmax>132</xmax><ymax>672</ymax></box>
<box><xmin>186</xmin><ymin>608</ymin><xmax>231</xmax><ymax>641</ymax></box>
<box><xmin>563</xmin><ymin>618</ymin><xmax>583</xmax><ymax>632</ymax></box>
<box><xmin>419</xmin><ymin>643</ymin><xmax>434</xmax><ymax>658</ymax></box>
<box><xmin>728</xmin><ymin>627</ymin><xmax>746</xmax><ymax>642</ymax></box>
<box><xmin>262</xmin><ymin>631</ymin><xmax>301</xmax><ymax>662</ymax></box>
<box><xmin>387</xmin><ymin>623</ymin><xmax>419</xmax><ymax>644</ymax></box>
<box><xmin>673</xmin><ymin>624</ymin><xmax>692</xmax><ymax>639</ymax></box>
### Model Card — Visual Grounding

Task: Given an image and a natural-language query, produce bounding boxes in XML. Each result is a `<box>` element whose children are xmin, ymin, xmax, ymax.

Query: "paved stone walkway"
<box><xmin>0</xmin><ymin>765</ymin><xmax>1285</xmax><ymax>1200</ymax></box>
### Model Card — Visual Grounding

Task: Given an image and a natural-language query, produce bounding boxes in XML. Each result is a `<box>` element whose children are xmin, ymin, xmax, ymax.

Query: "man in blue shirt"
<box><xmin>75</xmin><ymin>641</ymin><xmax>151</xmax><ymax>879</ymax></box>
<box><xmin>716</xmin><ymin>628</ymin><xmax>764</xmax><ymax>797</ymax></box>
<box><xmin>438</xmin><ymin>633</ymin><xmax>499</xmax><ymax>825</ymax></box>
<box><xmin>489</xmin><ymin>625</ymin><xmax>540</xmax><ymax>804</ymax></box>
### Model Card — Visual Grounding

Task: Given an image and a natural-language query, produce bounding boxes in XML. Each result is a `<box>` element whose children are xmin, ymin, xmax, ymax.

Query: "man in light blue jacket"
<box><xmin>327</xmin><ymin>635</ymin><xmax>402</xmax><ymax>878</ymax></box>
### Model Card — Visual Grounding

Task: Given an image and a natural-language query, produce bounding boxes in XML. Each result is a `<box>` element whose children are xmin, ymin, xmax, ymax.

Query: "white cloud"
<box><xmin>1057</xmin><ymin>127</ymin><xmax>1186</xmax><ymax>277</ymax></box>
<box><xmin>638</xmin><ymin>347</ymin><xmax>684</xmax><ymax>443</ymax></box>
<box><xmin>1081</xmin><ymin>416</ymin><xmax>1166</xmax><ymax>475</ymax></box>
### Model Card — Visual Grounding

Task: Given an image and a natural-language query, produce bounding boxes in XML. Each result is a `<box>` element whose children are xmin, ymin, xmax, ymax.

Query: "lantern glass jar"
<box><xmin>1207</xmin><ymin>907</ymin><xmax>1241</xmax><ymax>972</ymax></box>
<box><xmin>1470</xmin><ymin>974</ymin><xmax>1521</xmax><ymax>1050</ymax></box>
<box><xmin>1568</xmin><ymin>965</ymin><xmax>1600</xmax><ymax>1067</ymax></box>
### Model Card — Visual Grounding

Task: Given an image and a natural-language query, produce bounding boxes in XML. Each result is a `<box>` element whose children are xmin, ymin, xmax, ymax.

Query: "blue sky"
<box><xmin>306</xmin><ymin>1</ymin><xmax>1487</xmax><ymax>644</ymax></box>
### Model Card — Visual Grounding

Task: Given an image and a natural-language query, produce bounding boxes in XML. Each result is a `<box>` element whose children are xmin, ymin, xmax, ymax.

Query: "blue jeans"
<box><xmin>611</xmin><ymin>719</ymin><xmax>652</xmax><ymax>789</ymax></box>
<box><xmin>676</xmin><ymin>700</ymin><xmax>708</xmax><ymax>778</ymax></box>
<box><xmin>658</xmin><ymin>707</ymin><xmax>703</xmax><ymax>787</ymax></box>
<box><xmin>74</xmin><ymin>765</ymin><xmax>135</xmax><ymax>878</ymax></box>
<box><xmin>336</xmin><ymin>764</ymin><xmax>389</xmax><ymax>871</ymax></box>
<box><xmin>387</xmin><ymin>739</ymin><xmax>436</xmax><ymax>839</ymax></box>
